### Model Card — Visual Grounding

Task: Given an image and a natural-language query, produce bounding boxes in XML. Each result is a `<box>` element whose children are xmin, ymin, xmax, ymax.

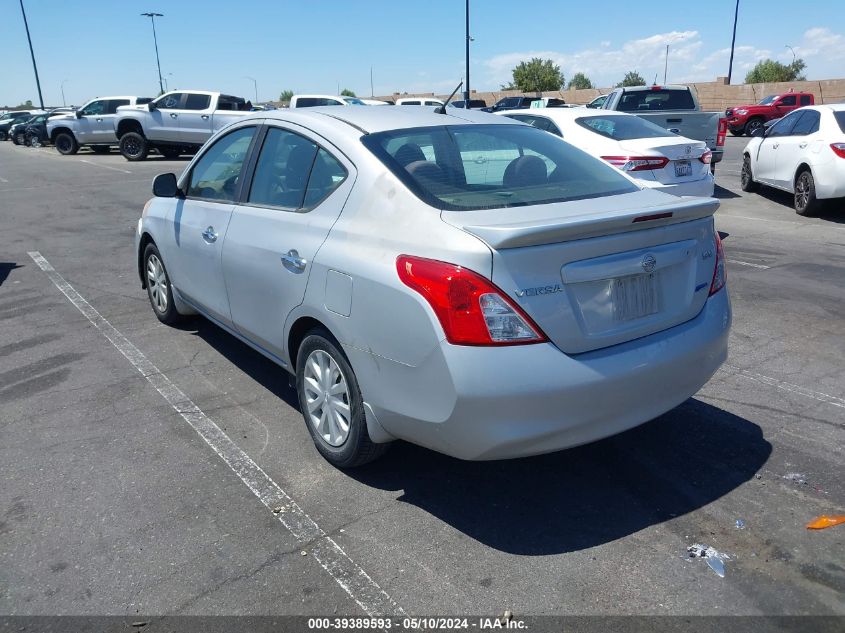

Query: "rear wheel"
<box><xmin>91</xmin><ymin>145</ymin><xmax>110</xmax><ymax>154</ymax></box>
<box><xmin>794</xmin><ymin>169</ymin><xmax>820</xmax><ymax>216</ymax></box>
<box><xmin>143</xmin><ymin>243</ymin><xmax>182</xmax><ymax>325</ymax></box>
<box><xmin>54</xmin><ymin>132</ymin><xmax>79</xmax><ymax>155</ymax></box>
<box><xmin>13</xmin><ymin>132</ymin><xmax>26</xmax><ymax>146</ymax></box>
<box><xmin>119</xmin><ymin>132</ymin><xmax>148</xmax><ymax>161</ymax></box>
<box><xmin>744</xmin><ymin>118</ymin><xmax>764</xmax><ymax>136</ymax></box>
<box><xmin>26</xmin><ymin>133</ymin><xmax>42</xmax><ymax>148</ymax></box>
<box><xmin>0</xmin><ymin>131</ymin><xmax>7</xmax><ymax>141</ymax></box>
<box><xmin>296</xmin><ymin>329</ymin><xmax>388</xmax><ymax>468</ymax></box>
<box><xmin>740</xmin><ymin>154</ymin><xmax>759</xmax><ymax>192</ymax></box>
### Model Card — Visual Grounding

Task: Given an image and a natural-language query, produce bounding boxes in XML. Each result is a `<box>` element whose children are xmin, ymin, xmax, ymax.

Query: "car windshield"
<box><xmin>835</xmin><ymin>111</ymin><xmax>845</xmax><ymax>133</ymax></box>
<box><xmin>363</xmin><ymin>124</ymin><xmax>637</xmax><ymax>211</ymax></box>
<box><xmin>576</xmin><ymin>114</ymin><xmax>679</xmax><ymax>140</ymax></box>
<box><xmin>758</xmin><ymin>95</ymin><xmax>777</xmax><ymax>105</ymax></box>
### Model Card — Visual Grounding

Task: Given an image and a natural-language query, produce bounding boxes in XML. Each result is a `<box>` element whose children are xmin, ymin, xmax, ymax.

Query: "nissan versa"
<box><xmin>135</xmin><ymin>107</ymin><xmax>731</xmax><ymax>467</ymax></box>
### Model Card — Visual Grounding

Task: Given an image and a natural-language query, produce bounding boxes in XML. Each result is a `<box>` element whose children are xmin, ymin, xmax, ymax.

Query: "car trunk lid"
<box><xmin>617</xmin><ymin>138</ymin><xmax>710</xmax><ymax>184</ymax></box>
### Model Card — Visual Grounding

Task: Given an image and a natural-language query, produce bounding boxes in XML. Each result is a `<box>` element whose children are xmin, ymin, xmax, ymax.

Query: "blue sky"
<box><xmin>2</xmin><ymin>0</ymin><xmax>844</xmax><ymax>107</ymax></box>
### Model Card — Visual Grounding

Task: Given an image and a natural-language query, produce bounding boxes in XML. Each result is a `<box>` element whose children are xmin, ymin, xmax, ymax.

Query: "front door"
<box><xmin>773</xmin><ymin>109</ymin><xmax>820</xmax><ymax>190</ymax></box>
<box><xmin>149</xmin><ymin>92</ymin><xmax>186</xmax><ymax>142</ymax></box>
<box><xmin>74</xmin><ymin>99</ymin><xmax>108</xmax><ymax>144</ymax></box>
<box><xmin>223</xmin><ymin>123</ymin><xmax>355</xmax><ymax>359</ymax></box>
<box><xmin>754</xmin><ymin>111</ymin><xmax>802</xmax><ymax>185</ymax></box>
<box><xmin>165</xmin><ymin>125</ymin><xmax>258</xmax><ymax>325</ymax></box>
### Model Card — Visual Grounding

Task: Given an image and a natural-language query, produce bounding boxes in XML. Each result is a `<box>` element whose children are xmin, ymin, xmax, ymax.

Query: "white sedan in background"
<box><xmin>741</xmin><ymin>104</ymin><xmax>845</xmax><ymax>215</ymax></box>
<box><xmin>499</xmin><ymin>108</ymin><xmax>715</xmax><ymax>197</ymax></box>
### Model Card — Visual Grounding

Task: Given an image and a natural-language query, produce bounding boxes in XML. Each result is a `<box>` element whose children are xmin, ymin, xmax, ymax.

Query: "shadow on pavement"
<box><xmin>182</xmin><ymin>317</ymin><xmax>771</xmax><ymax>556</ymax></box>
<box><xmin>714</xmin><ymin>184</ymin><xmax>741</xmax><ymax>199</ymax></box>
<box><xmin>755</xmin><ymin>187</ymin><xmax>845</xmax><ymax>224</ymax></box>
<box><xmin>0</xmin><ymin>262</ymin><xmax>22</xmax><ymax>287</ymax></box>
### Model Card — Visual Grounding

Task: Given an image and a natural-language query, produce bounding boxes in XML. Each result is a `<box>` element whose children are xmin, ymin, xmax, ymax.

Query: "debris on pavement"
<box><xmin>806</xmin><ymin>515</ymin><xmax>845</xmax><ymax>530</ymax></box>
<box><xmin>687</xmin><ymin>544</ymin><xmax>731</xmax><ymax>578</ymax></box>
<box><xmin>783</xmin><ymin>472</ymin><xmax>808</xmax><ymax>485</ymax></box>
<box><xmin>735</xmin><ymin>519</ymin><xmax>745</xmax><ymax>530</ymax></box>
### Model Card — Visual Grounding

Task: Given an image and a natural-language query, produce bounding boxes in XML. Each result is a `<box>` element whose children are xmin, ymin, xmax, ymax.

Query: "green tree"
<box><xmin>340</xmin><ymin>88</ymin><xmax>356</xmax><ymax>97</ymax></box>
<box><xmin>616</xmin><ymin>71</ymin><xmax>646</xmax><ymax>88</ymax></box>
<box><xmin>14</xmin><ymin>99</ymin><xmax>33</xmax><ymax>109</ymax></box>
<box><xmin>567</xmin><ymin>72</ymin><xmax>594</xmax><ymax>90</ymax></box>
<box><xmin>509</xmin><ymin>58</ymin><xmax>565</xmax><ymax>92</ymax></box>
<box><xmin>279</xmin><ymin>89</ymin><xmax>294</xmax><ymax>103</ymax></box>
<box><xmin>745</xmin><ymin>58</ymin><xmax>806</xmax><ymax>83</ymax></box>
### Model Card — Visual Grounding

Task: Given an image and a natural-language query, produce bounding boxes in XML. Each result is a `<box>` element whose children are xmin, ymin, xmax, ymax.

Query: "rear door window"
<box><xmin>184</xmin><ymin>94</ymin><xmax>212</xmax><ymax>110</ymax></box>
<box><xmin>799</xmin><ymin>95</ymin><xmax>812</xmax><ymax>106</ymax></box>
<box><xmin>106</xmin><ymin>99</ymin><xmax>130</xmax><ymax>114</ymax></box>
<box><xmin>790</xmin><ymin>110</ymin><xmax>821</xmax><ymax>136</ymax></box>
<box><xmin>247</xmin><ymin>127</ymin><xmax>318</xmax><ymax>209</ymax></box>
<box><xmin>834</xmin><ymin>111</ymin><xmax>845</xmax><ymax>133</ymax></box>
<box><xmin>766</xmin><ymin>111</ymin><xmax>803</xmax><ymax>137</ymax></box>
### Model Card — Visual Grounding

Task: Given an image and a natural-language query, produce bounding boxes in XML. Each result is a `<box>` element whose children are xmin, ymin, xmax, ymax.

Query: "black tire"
<box><xmin>26</xmin><ymin>134</ymin><xmax>42</xmax><ymax>148</ymax></box>
<box><xmin>120</xmin><ymin>132</ymin><xmax>148</xmax><ymax>161</ymax></box>
<box><xmin>0</xmin><ymin>131</ymin><xmax>7</xmax><ymax>141</ymax></box>
<box><xmin>159</xmin><ymin>147</ymin><xmax>181</xmax><ymax>159</ymax></box>
<box><xmin>740</xmin><ymin>154</ymin><xmax>759</xmax><ymax>192</ymax></box>
<box><xmin>729</xmin><ymin>129</ymin><xmax>743</xmax><ymax>137</ymax></box>
<box><xmin>90</xmin><ymin>145</ymin><xmax>110</xmax><ymax>154</ymax></box>
<box><xmin>54</xmin><ymin>132</ymin><xmax>79</xmax><ymax>155</ymax></box>
<box><xmin>744</xmin><ymin>118</ymin><xmax>765</xmax><ymax>136</ymax></box>
<box><xmin>296</xmin><ymin>328</ymin><xmax>388</xmax><ymax>468</ymax></box>
<box><xmin>13</xmin><ymin>132</ymin><xmax>25</xmax><ymax>146</ymax></box>
<box><xmin>794</xmin><ymin>169</ymin><xmax>820</xmax><ymax>217</ymax></box>
<box><xmin>142</xmin><ymin>243</ymin><xmax>183</xmax><ymax>325</ymax></box>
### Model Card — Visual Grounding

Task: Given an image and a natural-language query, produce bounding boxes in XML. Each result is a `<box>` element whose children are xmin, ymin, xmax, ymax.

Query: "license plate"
<box><xmin>674</xmin><ymin>160</ymin><xmax>692</xmax><ymax>177</ymax></box>
<box><xmin>612</xmin><ymin>273</ymin><xmax>659</xmax><ymax>321</ymax></box>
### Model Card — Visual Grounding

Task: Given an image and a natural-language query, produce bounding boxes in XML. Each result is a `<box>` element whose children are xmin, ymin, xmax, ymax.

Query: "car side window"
<box><xmin>106</xmin><ymin>99</ymin><xmax>130</xmax><ymax>114</ymax></box>
<box><xmin>303</xmin><ymin>149</ymin><xmax>348</xmax><ymax>208</ymax></box>
<box><xmin>186</xmin><ymin>126</ymin><xmax>256</xmax><ymax>202</ymax></box>
<box><xmin>80</xmin><ymin>100</ymin><xmax>106</xmax><ymax>116</ymax></box>
<box><xmin>157</xmin><ymin>93</ymin><xmax>185</xmax><ymax>109</ymax></box>
<box><xmin>790</xmin><ymin>110</ymin><xmax>820</xmax><ymax>136</ymax></box>
<box><xmin>248</xmin><ymin>127</ymin><xmax>319</xmax><ymax>209</ymax></box>
<box><xmin>766</xmin><ymin>111</ymin><xmax>801</xmax><ymax>137</ymax></box>
<box><xmin>799</xmin><ymin>95</ymin><xmax>812</xmax><ymax>106</ymax></box>
<box><xmin>184</xmin><ymin>94</ymin><xmax>212</xmax><ymax>110</ymax></box>
<box><xmin>779</xmin><ymin>95</ymin><xmax>796</xmax><ymax>106</ymax></box>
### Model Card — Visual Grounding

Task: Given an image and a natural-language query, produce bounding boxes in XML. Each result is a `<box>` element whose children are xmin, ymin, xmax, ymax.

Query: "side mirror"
<box><xmin>152</xmin><ymin>172</ymin><xmax>180</xmax><ymax>198</ymax></box>
<box><xmin>750</xmin><ymin>126</ymin><xmax>765</xmax><ymax>138</ymax></box>
<box><xmin>148</xmin><ymin>101</ymin><xmax>157</xmax><ymax>111</ymax></box>
<box><xmin>75</xmin><ymin>110</ymin><xmax>83</xmax><ymax>118</ymax></box>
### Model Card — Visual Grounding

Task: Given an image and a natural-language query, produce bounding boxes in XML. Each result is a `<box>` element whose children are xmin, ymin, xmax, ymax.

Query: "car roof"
<box><xmin>256</xmin><ymin>105</ymin><xmax>516</xmax><ymax>134</ymax></box>
<box><xmin>293</xmin><ymin>94</ymin><xmax>345</xmax><ymax>99</ymax></box>
<box><xmin>496</xmin><ymin>107</ymin><xmax>632</xmax><ymax>122</ymax></box>
<box><xmin>615</xmin><ymin>85</ymin><xmax>690</xmax><ymax>92</ymax></box>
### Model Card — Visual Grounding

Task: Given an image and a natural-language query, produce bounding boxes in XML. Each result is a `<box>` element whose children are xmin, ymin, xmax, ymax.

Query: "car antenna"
<box><xmin>436</xmin><ymin>82</ymin><xmax>463</xmax><ymax>114</ymax></box>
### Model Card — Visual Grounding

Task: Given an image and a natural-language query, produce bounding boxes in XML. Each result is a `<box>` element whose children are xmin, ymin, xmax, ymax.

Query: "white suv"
<box><xmin>289</xmin><ymin>95</ymin><xmax>366</xmax><ymax>108</ymax></box>
<box><xmin>396</xmin><ymin>97</ymin><xmax>444</xmax><ymax>107</ymax></box>
<box><xmin>47</xmin><ymin>96</ymin><xmax>152</xmax><ymax>154</ymax></box>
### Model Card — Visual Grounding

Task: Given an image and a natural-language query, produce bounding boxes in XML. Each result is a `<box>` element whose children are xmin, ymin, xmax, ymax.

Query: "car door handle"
<box><xmin>772</xmin><ymin>144</ymin><xmax>779</xmax><ymax>149</ymax></box>
<box><xmin>201</xmin><ymin>226</ymin><xmax>218</xmax><ymax>243</ymax></box>
<box><xmin>667</xmin><ymin>127</ymin><xmax>680</xmax><ymax>134</ymax></box>
<box><xmin>170</xmin><ymin>113</ymin><xmax>178</xmax><ymax>118</ymax></box>
<box><xmin>799</xmin><ymin>142</ymin><xmax>808</xmax><ymax>148</ymax></box>
<box><xmin>96</xmin><ymin>118</ymin><xmax>103</xmax><ymax>122</ymax></box>
<box><xmin>281</xmin><ymin>249</ymin><xmax>307</xmax><ymax>271</ymax></box>
<box><xmin>201</xmin><ymin>114</ymin><xmax>209</xmax><ymax>120</ymax></box>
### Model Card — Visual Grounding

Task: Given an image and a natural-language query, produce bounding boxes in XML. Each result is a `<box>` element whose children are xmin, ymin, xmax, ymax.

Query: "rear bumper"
<box><xmin>346</xmin><ymin>288</ymin><xmax>731</xmax><ymax>460</ymax></box>
<box><xmin>638</xmin><ymin>173</ymin><xmax>715</xmax><ymax>198</ymax></box>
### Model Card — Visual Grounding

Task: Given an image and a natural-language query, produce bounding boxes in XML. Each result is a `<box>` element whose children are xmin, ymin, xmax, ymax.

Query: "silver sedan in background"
<box><xmin>135</xmin><ymin>106</ymin><xmax>730</xmax><ymax>467</ymax></box>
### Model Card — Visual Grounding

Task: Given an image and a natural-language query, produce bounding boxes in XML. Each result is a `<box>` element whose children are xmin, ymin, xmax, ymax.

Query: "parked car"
<box><xmin>601</xmin><ymin>85</ymin><xmax>726</xmax><ymax>168</ymax></box>
<box><xmin>359</xmin><ymin>99</ymin><xmax>392</xmax><ymax>106</ymax></box>
<box><xmin>114</xmin><ymin>91</ymin><xmax>251</xmax><ymax>161</ymax></box>
<box><xmin>741</xmin><ymin>104</ymin><xmax>845</xmax><ymax>215</ymax></box>
<box><xmin>396</xmin><ymin>97</ymin><xmax>444</xmax><ymax>106</ymax></box>
<box><xmin>46</xmin><ymin>96</ymin><xmax>152</xmax><ymax>155</ymax></box>
<box><xmin>500</xmin><ymin>108</ymin><xmax>714</xmax><ymax>197</ymax></box>
<box><xmin>9</xmin><ymin>115</ymin><xmax>43</xmax><ymax>145</ymax></box>
<box><xmin>0</xmin><ymin>110</ymin><xmax>44</xmax><ymax>141</ymax></box>
<box><xmin>135</xmin><ymin>106</ymin><xmax>730</xmax><ymax>467</ymax></box>
<box><xmin>726</xmin><ymin>91</ymin><xmax>814</xmax><ymax>137</ymax></box>
<box><xmin>585</xmin><ymin>95</ymin><xmax>608</xmax><ymax>109</ymax></box>
<box><xmin>22</xmin><ymin>113</ymin><xmax>52</xmax><ymax>147</ymax></box>
<box><xmin>289</xmin><ymin>95</ymin><xmax>363</xmax><ymax>108</ymax></box>
<box><xmin>484</xmin><ymin>96</ymin><xmax>541</xmax><ymax>112</ymax></box>
<box><xmin>448</xmin><ymin>99</ymin><xmax>488</xmax><ymax>109</ymax></box>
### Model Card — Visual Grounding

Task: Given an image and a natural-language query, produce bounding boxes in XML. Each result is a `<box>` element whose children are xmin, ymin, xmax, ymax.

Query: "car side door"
<box><xmin>175</xmin><ymin>93</ymin><xmax>215</xmax><ymax>145</ymax></box>
<box><xmin>96</xmin><ymin>99</ymin><xmax>129</xmax><ymax>144</ymax></box>
<box><xmin>150</xmin><ymin>92</ymin><xmax>186</xmax><ymax>142</ymax></box>
<box><xmin>773</xmin><ymin>94</ymin><xmax>798</xmax><ymax>118</ymax></box>
<box><xmin>222</xmin><ymin>123</ymin><xmax>355</xmax><ymax>359</ymax></box>
<box><xmin>164</xmin><ymin>124</ymin><xmax>259</xmax><ymax>325</ymax></box>
<box><xmin>774</xmin><ymin>109</ymin><xmax>821</xmax><ymax>190</ymax></box>
<box><xmin>74</xmin><ymin>99</ymin><xmax>107</xmax><ymax>143</ymax></box>
<box><xmin>754</xmin><ymin>111</ymin><xmax>802</xmax><ymax>185</ymax></box>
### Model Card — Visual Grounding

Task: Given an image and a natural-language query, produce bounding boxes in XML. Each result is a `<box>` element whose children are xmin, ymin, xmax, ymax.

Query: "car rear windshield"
<box><xmin>616</xmin><ymin>89</ymin><xmax>695</xmax><ymax>112</ymax></box>
<box><xmin>362</xmin><ymin>124</ymin><xmax>638</xmax><ymax>211</ymax></box>
<box><xmin>576</xmin><ymin>114</ymin><xmax>679</xmax><ymax>140</ymax></box>
<box><xmin>835</xmin><ymin>111</ymin><xmax>845</xmax><ymax>133</ymax></box>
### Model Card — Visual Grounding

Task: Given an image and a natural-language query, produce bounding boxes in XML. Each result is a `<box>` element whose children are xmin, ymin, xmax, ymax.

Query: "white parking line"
<box><xmin>727</xmin><ymin>259</ymin><xmax>771</xmax><ymax>269</ymax></box>
<box><xmin>0</xmin><ymin>175</ymin><xmax>8</xmax><ymax>183</ymax></box>
<box><xmin>79</xmin><ymin>159</ymin><xmax>132</xmax><ymax>174</ymax></box>
<box><xmin>721</xmin><ymin>363</ymin><xmax>845</xmax><ymax>410</ymax></box>
<box><xmin>27</xmin><ymin>251</ymin><xmax>404</xmax><ymax>618</ymax></box>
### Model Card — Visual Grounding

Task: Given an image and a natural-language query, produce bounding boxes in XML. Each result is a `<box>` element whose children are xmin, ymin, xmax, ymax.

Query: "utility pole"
<box><xmin>370</xmin><ymin>66</ymin><xmax>374</xmax><ymax>98</ymax></box>
<box><xmin>727</xmin><ymin>0</ymin><xmax>740</xmax><ymax>84</ymax></box>
<box><xmin>464</xmin><ymin>0</ymin><xmax>471</xmax><ymax>103</ymax></box>
<box><xmin>61</xmin><ymin>79</ymin><xmax>68</xmax><ymax>107</ymax></box>
<box><xmin>245</xmin><ymin>76</ymin><xmax>258</xmax><ymax>103</ymax></box>
<box><xmin>18</xmin><ymin>0</ymin><xmax>44</xmax><ymax>110</ymax></box>
<box><xmin>785</xmin><ymin>45</ymin><xmax>796</xmax><ymax>64</ymax></box>
<box><xmin>664</xmin><ymin>45</ymin><xmax>669</xmax><ymax>84</ymax></box>
<box><xmin>141</xmin><ymin>12</ymin><xmax>165</xmax><ymax>95</ymax></box>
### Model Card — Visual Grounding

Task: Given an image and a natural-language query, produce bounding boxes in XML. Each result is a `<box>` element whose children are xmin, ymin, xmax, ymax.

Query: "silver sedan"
<box><xmin>135</xmin><ymin>106</ymin><xmax>730</xmax><ymax>467</ymax></box>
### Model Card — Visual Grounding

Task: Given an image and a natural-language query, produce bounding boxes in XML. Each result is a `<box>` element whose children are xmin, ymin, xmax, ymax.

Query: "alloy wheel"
<box><xmin>741</xmin><ymin>158</ymin><xmax>751</xmax><ymax>187</ymax></box>
<box><xmin>124</xmin><ymin>137</ymin><xmax>141</xmax><ymax>156</ymax></box>
<box><xmin>303</xmin><ymin>350</ymin><xmax>351</xmax><ymax>447</ymax></box>
<box><xmin>146</xmin><ymin>254</ymin><xmax>168</xmax><ymax>313</ymax></box>
<box><xmin>795</xmin><ymin>174</ymin><xmax>810</xmax><ymax>212</ymax></box>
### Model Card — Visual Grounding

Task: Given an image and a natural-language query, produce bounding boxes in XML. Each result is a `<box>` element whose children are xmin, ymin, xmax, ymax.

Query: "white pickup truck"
<box><xmin>114</xmin><ymin>90</ymin><xmax>252</xmax><ymax>161</ymax></box>
<box><xmin>601</xmin><ymin>85</ymin><xmax>727</xmax><ymax>169</ymax></box>
<box><xmin>46</xmin><ymin>96</ymin><xmax>152</xmax><ymax>154</ymax></box>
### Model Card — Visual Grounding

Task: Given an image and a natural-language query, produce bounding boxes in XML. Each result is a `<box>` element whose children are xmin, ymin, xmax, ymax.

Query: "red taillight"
<box><xmin>709</xmin><ymin>231</ymin><xmax>726</xmax><ymax>296</ymax></box>
<box><xmin>650</xmin><ymin>85</ymin><xmax>663</xmax><ymax>91</ymax></box>
<box><xmin>396</xmin><ymin>255</ymin><xmax>547</xmax><ymax>346</ymax></box>
<box><xmin>831</xmin><ymin>143</ymin><xmax>845</xmax><ymax>159</ymax></box>
<box><xmin>601</xmin><ymin>156</ymin><xmax>669</xmax><ymax>172</ymax></box>
<box><xmin>717</xmin><ymin>118</ymin><xmax>727</xmax><ymax>147</ymax></box>
<box><xmin>698</xmin><ymin>151</ymin><xmax>713</xmax><ymax>165</ymax></box>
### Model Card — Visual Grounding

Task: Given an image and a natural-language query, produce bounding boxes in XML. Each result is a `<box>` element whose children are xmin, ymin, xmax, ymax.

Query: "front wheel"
<box><xmin>296</xmin><ymin>329</ymin><xmax>388</xmax><ymax>468</ymax></box>
<box><xmin>143</xmin><ymin>243</ymin><xmax>182</xmax><ymax>325</ymax></box>
<box><xmin>744</xmin><ymin>118</ymin><xmax>764</xmax><ymax>136</ymax></box>
<box><xmin>27</xmin><ymin>134</ymin><xmax>42</xmax><ymax>148</ymax></box>
<box><xmin>794</xmin><ymin>170</ymin><xmax>820</xmax><ymax>216</ymax></box>
<box><xmin>54</xmin><ymin>132</ymin><xmax>79</xmax><ymax>155</ymax></box>
<box><xmin>740</xmin><ymin>154</ymin><xmax>759</xmax><ymax>192</ymax></box>
<box><xmin>120</xmin><ymin>132</ymin><xmax>149</xmax><ymax>161</ymax></box>
<box><xmin>13</xmin><ymin>132</ymin><xmax>25</xmax><ymax>146</ymax></box>
<box><xmin>0</xmin><ymin>131</ymin><xmax>7</xmax><ymax>141</ymax></box>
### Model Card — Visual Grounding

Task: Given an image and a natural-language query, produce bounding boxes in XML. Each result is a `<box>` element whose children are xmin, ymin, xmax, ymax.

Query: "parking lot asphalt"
<box><xmin>0</xmin><ymin>136</ymin><xmax>843</xmax><ymax>618</ymax></box>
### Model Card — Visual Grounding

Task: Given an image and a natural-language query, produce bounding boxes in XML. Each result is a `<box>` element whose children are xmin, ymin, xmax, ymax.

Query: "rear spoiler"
<box><xmin>451</xmin><ymin>195</ymin><xmax>719</xmax><ymax>249</ymax></box>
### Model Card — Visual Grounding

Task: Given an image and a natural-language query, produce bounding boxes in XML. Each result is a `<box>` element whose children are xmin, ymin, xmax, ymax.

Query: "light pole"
<box><xmin>245</xmin><ymin>76</ymin><xmax>258</xmax><ymax>103</ymax></box>
<box><xmin>141</xmin><ymin>12</ymin><xmax>165</xmax><ymax>95</ymax></box>
<box><xmin>61</xmin><ymin>79</ymin><xmax>68</xmax><ymax>107</ymax></box>
<box><xmin>664</xmin><ymin>45</ymin><xmax>669</xmax><ymax>84</ymax></box>
<box><xmin>785</xmin><ymin>45</ymin><xmax>796</xmax><ymax>64</ymax></box>
<box><xmin>727</xmin><ymin>0</ymin><xmax>740</xmax><ymax>84</ymax></box>
<box><xmin>18</xmin><ymin>0</ymin><xmax>45</xmax><ymax>110</ymax></box>
<box><xmin>464</xmin><ymin>0</ymin><xmax>471</xmax><ymax>103</ymax></box>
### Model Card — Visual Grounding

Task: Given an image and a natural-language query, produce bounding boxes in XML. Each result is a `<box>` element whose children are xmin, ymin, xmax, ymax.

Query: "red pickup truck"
<box><xmin>725</xmin><ymin>91</ymin><xmax>814</xmax><ymax>136</ymax></box>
